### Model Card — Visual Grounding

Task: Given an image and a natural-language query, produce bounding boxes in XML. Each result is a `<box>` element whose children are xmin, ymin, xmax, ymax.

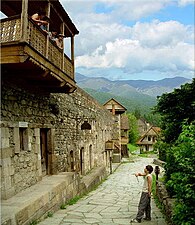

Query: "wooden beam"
<box><xmin>0</xmin><ymin>55</ymin><xmax>29</xmax><ymax>64</ymax></box>
<box><xmin>60</xmin><ymin>81</ymin><xmax>67</xmax><ymax>87</ymax></box>
<box><xmin>24</xmin><ymin>45</ymin><xmax>76</xmax><ymax>86</ymax></box>
<box><xmin>20</xmin><ymin>0</ymin><xmax>28</xmax><ymax>41</ymax></box>
<box><xmin>41</xmin><ymin>70</ymin><xmax>50</xmax><ymax>78</ymax></box>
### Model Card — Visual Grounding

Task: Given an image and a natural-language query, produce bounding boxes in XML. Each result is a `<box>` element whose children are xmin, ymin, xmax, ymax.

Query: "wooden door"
<box><xmin>80</xmin><ymin>148</ymin><xmax>84</xmax><ymax>175</ymax></box>
<box><xmin>40</xmin><ymin>129</ymin><xmax>48</xmax><ymax>176</ymax></box>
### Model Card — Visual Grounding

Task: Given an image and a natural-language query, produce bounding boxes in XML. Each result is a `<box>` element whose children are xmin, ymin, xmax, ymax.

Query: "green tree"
<box><xmin>133</xmin><ymin>108</ymin><xmax>141</xmax><ymax>119</ymax></box>
<box><xmin>154</xmin><ymin>79</ymin><xmax>195</xmax><ymax>143</ymax></box>
<box><xmin>154</xmin><ymin>79</ymin><xmax>195</xmax><ymax>225</ymax></box>
<box><xmin>127</xmin><ymin>113</ymin><xmax>139</xmax><ymax>144</ymax></box>
<box><xmin>166</xmin><ymin>123</ymin><xmax>195</xmax><ymax>225</ymax></box>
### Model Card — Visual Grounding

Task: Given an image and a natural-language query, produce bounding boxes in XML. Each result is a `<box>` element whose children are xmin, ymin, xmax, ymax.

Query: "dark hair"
<box><xmin>37</xmin><ymin>10</ymin><xmax>46</xmax><ymax>16</ymax></box>
<box><xmin>146</xmin><ymin>165</ymin><xmax>153</xmax><ymax>174</ymax></box>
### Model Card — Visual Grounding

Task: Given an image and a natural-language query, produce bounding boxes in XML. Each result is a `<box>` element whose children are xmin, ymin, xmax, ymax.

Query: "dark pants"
<box><xmin>136</xmin><ymin>192</ymin><xmax>151</xmax><ymax>221</ymax></box>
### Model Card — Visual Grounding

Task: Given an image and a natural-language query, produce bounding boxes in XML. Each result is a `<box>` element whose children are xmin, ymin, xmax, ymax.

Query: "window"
<box><xmin>81</xmin><ymin>121</ymin><xmax>91</xmax><ymax>130</ymax></box>
<box><xmin>19</xmin><ymin>128</ymin><xmax>28</xmax><ymax>150</ymax></box>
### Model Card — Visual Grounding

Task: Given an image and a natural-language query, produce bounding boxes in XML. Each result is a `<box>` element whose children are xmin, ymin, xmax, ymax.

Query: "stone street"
<box><xmin>38</xmin><ymin>157</ymin><xmax>167</xmax><ymax>225</ymax></box>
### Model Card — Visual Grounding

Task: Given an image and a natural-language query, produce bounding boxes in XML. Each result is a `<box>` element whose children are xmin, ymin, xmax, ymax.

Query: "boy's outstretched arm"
<box><xmin>135</xmin><ymin>172</ymin><xmax>146</xmax><ymax>177</ymax></box>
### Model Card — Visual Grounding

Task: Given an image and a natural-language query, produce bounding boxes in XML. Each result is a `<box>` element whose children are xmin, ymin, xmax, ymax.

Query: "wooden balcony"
<box><xmin>0</xmin><ymin>15</ymin><xmax>77</xmax><ymax>94</ymax></box>
<box><xmin>121</xmin><ymin>136</ymin><xmax>129</xmax><ymax>145</ymax></box>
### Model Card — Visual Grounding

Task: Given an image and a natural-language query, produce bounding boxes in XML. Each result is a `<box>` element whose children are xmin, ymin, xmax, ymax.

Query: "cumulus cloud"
<box><xmin>61</xmin><ymin>0</ymin><xmax>194</xmax><ymax>80</ymax></box>
<box><xmin>76</xmin><ymin>38</ymin><xmax>194</xmax><ymax>73</ymax></box>
<box><xmin>177</xmin><ymin>0</ymin><xmax>195</xmax><ymax>6</ymax></box>
<box><xmin>76</xmin><ymin>20</ymin><xmax>194</xmax><ymax>75</ymax></box>
<box><xmin>131</xmin><ymin>20</ymin><xmax>194</xmax><ymax>47</ymax></box>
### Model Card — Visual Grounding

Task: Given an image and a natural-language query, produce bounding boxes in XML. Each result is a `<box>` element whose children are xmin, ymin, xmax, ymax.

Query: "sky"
<box><xmin>61</xmin><ymin>0</ymin><xmax>195</xmax><ymax>81</ymax></box>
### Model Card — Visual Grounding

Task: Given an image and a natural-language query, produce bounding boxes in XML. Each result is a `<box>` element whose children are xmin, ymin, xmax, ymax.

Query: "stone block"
<box><xmin>13</xmin><ymin>128</ymin><xmax>20</xmax><ymax>153</ymax></box>
<box><xmin>34</xmin><ymin>143</ymin><xmax>39</xmax><ymax>153</ymax></box>
<box><xmin>112</xmin><ymin>154</ymin><xmax>121</xmax><ymax>163</ymax></box>
<box><xmin>1</xmin><ymin>127</ymin><xmax>10</xmax><ymax>138</ymax></box>
<box><xmin>1</xmin><ymin>148</ymin><xmax>13</xmax><ymax>159</ymax></box>
<box><xmin>16</xmin><ymin>207</ymin><xmax>29</xmax><ymax>225</ymax></box>
<box><xmin>1</xmin><ymin>138</ymin><xmax>10</xmax><ymax>149</ymax></box>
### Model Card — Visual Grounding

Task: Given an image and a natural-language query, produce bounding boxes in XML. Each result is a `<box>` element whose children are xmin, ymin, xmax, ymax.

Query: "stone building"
<box><xmin>0</xmin><ymin>1</ymin><xmax>116</xmax><ymax>224</ymax></box>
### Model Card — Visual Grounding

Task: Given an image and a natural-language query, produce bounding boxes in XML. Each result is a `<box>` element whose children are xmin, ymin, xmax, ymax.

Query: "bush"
<box><xmin>165</xmin><ymin>123</ymin><xmax>195</xmax><ymax>225</ymax></box>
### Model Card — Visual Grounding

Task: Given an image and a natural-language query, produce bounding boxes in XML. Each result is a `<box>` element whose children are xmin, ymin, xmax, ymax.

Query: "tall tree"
<box><xmin>127</xmin><ymin>113</ymin><xmax>139</xmax><ymax>144</ymax></box>
<box><xmin>154</xmin><ymin>79</ymin><xmax>195</xmax><ymax>143</ymax></box>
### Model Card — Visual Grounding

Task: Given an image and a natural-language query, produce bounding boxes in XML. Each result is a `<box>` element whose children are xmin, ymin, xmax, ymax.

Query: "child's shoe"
<box><xmin>131</xmin><ymin>218</ymin><xmax>141</xmax><ymax>223</ymax></box>
<box><xmin>143</xmin><ymin>217</ymin><xmax>151</xmax><ymax>221</ymax></box>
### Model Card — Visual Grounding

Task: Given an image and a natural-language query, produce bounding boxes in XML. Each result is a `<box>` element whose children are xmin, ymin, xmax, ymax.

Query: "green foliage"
<box><xmin>127</xmin><ymin>113</ymin><xmax>139</xmax><ymax>144</ymax></box>
<box><xmin>127</xmin><ymin>144</ymin><xmax>139</xmax><ymax>154</ymax></box>
<box><xmin>165</xmin><ymin>123</ymin><xmax>195</xmax><ymax>225</ymax></box>
<box><xmin>153</xmin><ymin>141</ymin><xmax>170</xmax><ymax>161</ymax></box>
<box><xmin>29</xmin><ymin>221</ymin><xmax>38</xmax><ymax>225</ymax></box>
<box><xmin>67</xmin><ymin>196</ymin><xmax>81</xmax><ymax>205</ymax></box>
<box><xmin>83</xmin><ymin>88</ymin><xmax>156</xmax><ymax>115</ymax></box>
<box><xmin>143</xmin><ymin>112</ymin><xmax>161</xmax><ymax>127</ymax></box>
<box><xmin>47</xmin><ymin>212</ymin><xmax>53</xmax><ymax>217</ymax></box>
<box><xmin>154</xmin><ymin>79</ymin><xmax>195</xmax><ymax>143</ymax></box>
<box><xmin>153</xmin><ymin>80</ymin><xmax>195</xmax><ymax>224</ymax></box>
<box><xmin>60</xmin><ymin>204</ymin><xmax>67</xmax><ymax>209</ymax></box>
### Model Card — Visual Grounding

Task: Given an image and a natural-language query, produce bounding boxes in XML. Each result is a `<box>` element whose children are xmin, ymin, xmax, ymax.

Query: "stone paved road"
<box><xmin>39</xmin><ymin>157</ymin><xmax>167</xmax><ymax>225</ymax></box>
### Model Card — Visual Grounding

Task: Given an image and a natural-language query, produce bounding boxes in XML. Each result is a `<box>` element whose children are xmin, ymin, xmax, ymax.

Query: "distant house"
<box><xmin>137</xmin><ymin>118</ymin><xmax>151</xmax><ymax>136</ymax></box>
<box><xmin>137</xmin><ymin>126</ymin><xmax>161</xmax><ymax>152</ymax></box>
<box><xmin>103</xmin><ymin>98</ymin><xmax>127</xmax><ymax>115</ymax></box>
<box><xmin>103</xmin><ymin>98</ymin><xmax>129</xmax><ymax>162</ymax></box>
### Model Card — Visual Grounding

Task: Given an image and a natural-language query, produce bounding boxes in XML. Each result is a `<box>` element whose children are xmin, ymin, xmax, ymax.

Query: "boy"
<box><xmin>131</xmin><ymin>165</ymin><xmax>153</xmax><ymax>223</ymax></box>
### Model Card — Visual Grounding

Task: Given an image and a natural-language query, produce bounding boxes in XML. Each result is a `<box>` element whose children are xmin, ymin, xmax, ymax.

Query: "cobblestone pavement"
<box><xmin>39</xmin><ymin>157</ymin><xmax>167</xmax><ymax>225</ymax></box>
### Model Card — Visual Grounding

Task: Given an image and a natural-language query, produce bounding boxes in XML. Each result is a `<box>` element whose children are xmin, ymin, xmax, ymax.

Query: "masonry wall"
<box><xmin>1</xmin><ymin>81</ymin><xmax>114</xmax><ymax>200</ymax></box>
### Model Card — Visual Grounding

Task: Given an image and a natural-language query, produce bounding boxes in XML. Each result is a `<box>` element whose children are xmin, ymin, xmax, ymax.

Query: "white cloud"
<box><xmin>76</xmin><ymin>38</ymin><xmax>194</xmax><ymax>73</ymax></box>
<box><xmin>61</xmin><ymin>0</ymin><xmax>194</xmax><ymax>80</ymax></box>
<box><xmin>177</xmin><ymin>0</ymin><xmax>195</xmax><ymax>6</ymax></box>
<box><xmin>76</xmin><ymin>20</ymin><xmax>194</xmax><ymax>75</ymax></box>
<box><xmin>131</xmin><ymin>20</ymin><xmax>194</xmax><ymax>47</ymax></box>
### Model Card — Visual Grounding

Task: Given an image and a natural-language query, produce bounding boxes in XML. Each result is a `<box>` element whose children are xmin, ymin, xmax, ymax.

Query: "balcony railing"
<box><xmin>0</xmin><ymin>15</ymin><xmax>74</xmax><ymax>79</ymax></box>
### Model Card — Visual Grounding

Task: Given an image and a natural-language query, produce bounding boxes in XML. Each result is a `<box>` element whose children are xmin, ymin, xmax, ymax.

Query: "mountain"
<box><xmin>76</xmin><ymin>73</ymin><xmax>191</xmax><ymax>97</ymax></box>
<box><xmin>75</xmin><ymin>73</ymin><xmax>191</xmax><ymax>114</ymax></box>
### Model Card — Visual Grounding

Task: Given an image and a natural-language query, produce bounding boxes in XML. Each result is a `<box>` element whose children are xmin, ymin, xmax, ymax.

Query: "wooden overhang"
<box><xmin>0</xmin><ymin>0</ymin><xmax>79</xmax><ymax>94</ymax></box>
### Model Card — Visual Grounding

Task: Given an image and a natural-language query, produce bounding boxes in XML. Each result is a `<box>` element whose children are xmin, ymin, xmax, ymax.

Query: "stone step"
<box><xmin>1</xmin><ymin>173</ymin><xmax>79</xmax><ymax>225</ymax></box>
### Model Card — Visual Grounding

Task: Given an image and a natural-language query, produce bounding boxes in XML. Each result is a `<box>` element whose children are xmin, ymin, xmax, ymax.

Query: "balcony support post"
<box><xmin>61</xmin><ymin>22</ymin><xmax>65</xmax><ymax>71</ymax></box>
<box><xmin>71</xmin><ymin>36</ymin><xmax>75</xmax><ymax>79</ymax></box>
<box><xmin>20</xmin><ymin>0</ymin><xmax>28</xmax><ymax>42</ymax></box>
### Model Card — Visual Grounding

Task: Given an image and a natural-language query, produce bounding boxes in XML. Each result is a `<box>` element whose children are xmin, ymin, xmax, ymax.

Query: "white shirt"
<box><xmin>142</xmin><ymin>174</ymin><xmax>152</xmax><ymax>193</ymax></box>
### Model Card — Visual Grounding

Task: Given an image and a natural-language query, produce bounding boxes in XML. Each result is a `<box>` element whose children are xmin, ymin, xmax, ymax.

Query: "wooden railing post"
<box><xmin>20</xmin><ymin>0</ymin><xmax>28</xmax><ymax>42</ymax></box>
<box><xmin>45</xmin><ymin>2</ymin><xmax>51</xmax><ymax>58</ymax></box>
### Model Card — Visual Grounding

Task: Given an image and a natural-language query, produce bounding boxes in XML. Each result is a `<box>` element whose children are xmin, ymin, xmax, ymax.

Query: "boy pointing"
<box><xmin>131</xmin><ymin>165</ymin><xmax>153</xmax><ymax>223</ymax></box>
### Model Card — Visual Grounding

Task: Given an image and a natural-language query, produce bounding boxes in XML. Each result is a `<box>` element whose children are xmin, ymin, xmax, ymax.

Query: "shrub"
<box><xmin>165</xmin><ymin>123</ymin><xmax>195</xmax><ymax>225</ymax></box>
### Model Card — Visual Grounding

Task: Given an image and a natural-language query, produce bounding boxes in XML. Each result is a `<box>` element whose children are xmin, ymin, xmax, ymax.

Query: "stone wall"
<box><xmin>156</xmin><ymin>181</ymin><xmax>175</xmax><ymax>224</ymax></box>
<box><xmin>1</xmin><ymin>81</ymin><xmax>114</xmax><ymax>200</ymax></box>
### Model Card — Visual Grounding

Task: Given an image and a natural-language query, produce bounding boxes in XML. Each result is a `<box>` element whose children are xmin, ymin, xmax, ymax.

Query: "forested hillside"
<box><xmin>83</xmin><ymin>87</ymin><xmax>156</xmax><ymax>115</ymax></box>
